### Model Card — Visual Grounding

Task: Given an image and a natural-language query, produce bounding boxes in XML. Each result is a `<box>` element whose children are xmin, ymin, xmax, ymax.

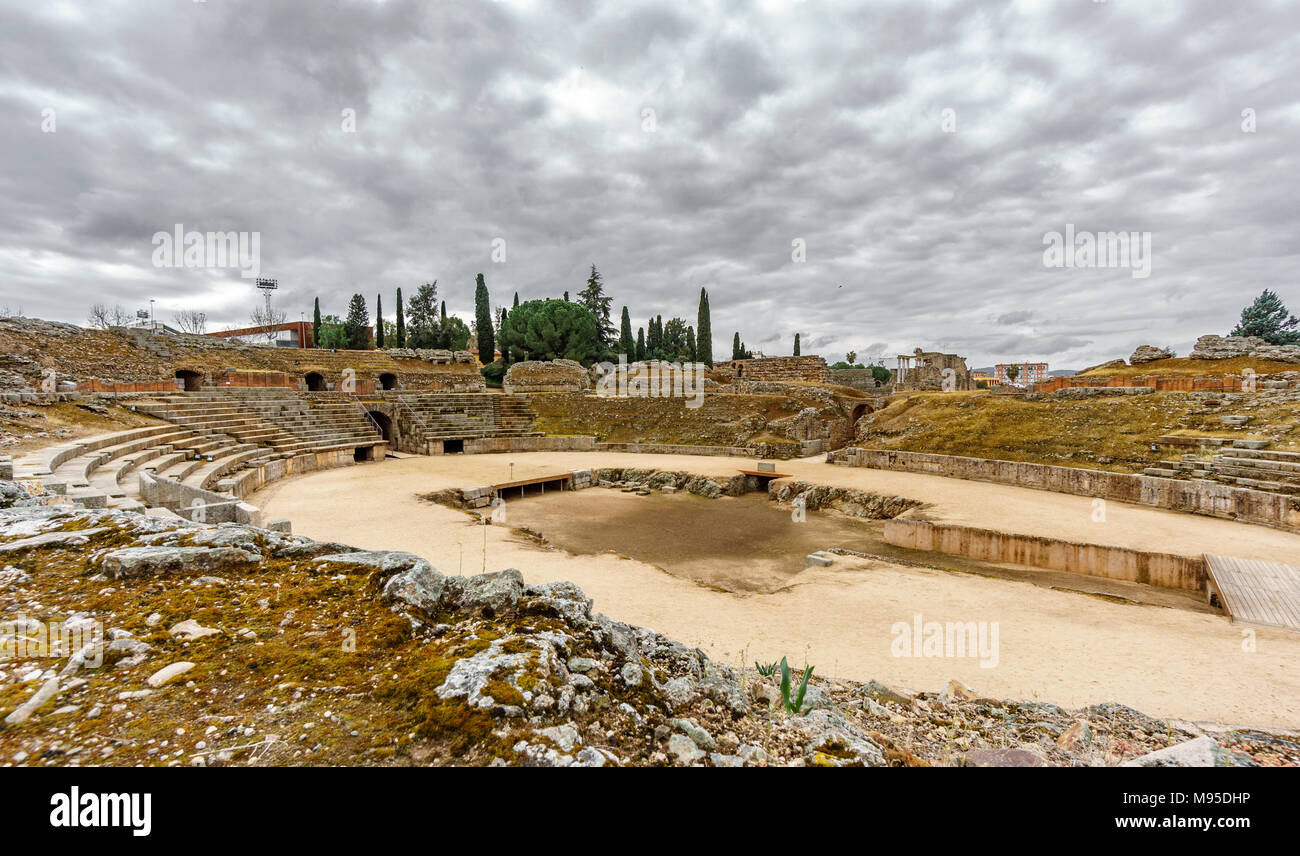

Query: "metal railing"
<box><xmin>346</xmin><ymin>393</ymin><xmax>385</xmax><ymax>438</ymax></box>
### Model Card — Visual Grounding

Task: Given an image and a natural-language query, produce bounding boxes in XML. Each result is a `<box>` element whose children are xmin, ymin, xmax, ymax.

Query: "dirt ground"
<box><xmin>252</xmin><ymin>451</ymin><xmax>1300</xmax><ymax>730</ymax></box>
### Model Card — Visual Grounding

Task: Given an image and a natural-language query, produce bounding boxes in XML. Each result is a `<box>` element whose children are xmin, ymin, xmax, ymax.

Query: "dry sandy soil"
<box><xmin>253</xmin><ymin>451</ymin><xmax>1300</xmax><ymax>730</ymax></box>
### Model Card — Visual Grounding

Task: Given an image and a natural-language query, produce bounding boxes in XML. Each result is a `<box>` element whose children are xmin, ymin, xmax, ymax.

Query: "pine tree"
<box><xmin>395</xmin><ymin>288</ymin><xmax>406</xmax><ymax>348</ymax></box>
<box><xmin>793</xmin><ymin>333</ymin><xmax>800</xmax><ymax>356</ymax></box>
<box><xmin>635</xmin><ymin>328</ymin><xmax>646</xmax><ymax>362</ymax></box>
<box><xmin>344</xmin><ymin>293</ymin><xmax>371</xmax><ymax>350</ymax></box>
<box><xmin>474</xmin><ymin>274</ymin><xmax>494</xmax><ymax>364</ymax></box>
<box><xmin>618</xmin><ymin>306</ymin><xmax>634</xmax><ymax>359</ymax></box>
<box><xmin>577</xmin><ymin>265</ymin><xmax>615</xmax><ymax>345</ymax></box>
<box><xmin>1231</xmin><ymin>289</ymin><xmax>1300</xmax><ymax>344</ymax></box>
<box><xmin>375</xmin><ymin>294</ymin><xmax>385</xmax><ymax>348</ymax></box>
<box><xmin>312</xmin><ymin>297</ymin><xmax>322</xmax><ymax>348</ymax></box>
<box><xmin>696</xmin><ymin>287</ymin><xmax>713</xmax><ymax>367</ymax></box>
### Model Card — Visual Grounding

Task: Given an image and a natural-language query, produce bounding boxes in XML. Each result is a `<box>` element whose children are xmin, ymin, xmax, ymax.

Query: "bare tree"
<box><xmin>173</xmin><ymin>309</ymin><xmax>208</xmax><ymax>334</ymax></box>
<box><xmin>250</xmin><ymin>303</ymin><xmax>287</xmax><ymax>347</ymax></box>
<box><xmin>87</xmin><ymin>303</ymin><xmax>132</xmax><ymax>329</ymax></box>
<box><xmin>87</xmin><ymin>303</ymin><xmax>110</xmax><ymax>329</ymax></box>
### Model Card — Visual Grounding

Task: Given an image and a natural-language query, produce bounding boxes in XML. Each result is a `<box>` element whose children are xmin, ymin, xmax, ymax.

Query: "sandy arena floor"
<box><xmin>252</xmin><ymin>452</ymin><xmax>1300</xmax><ymax>730</ymax></box>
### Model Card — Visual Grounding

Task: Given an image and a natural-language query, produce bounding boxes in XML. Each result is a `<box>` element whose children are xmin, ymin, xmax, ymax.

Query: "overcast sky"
<box><xmin>2</xmin><ymin>0</ymin><xmax>1298</xmax><ymax>369</ymax></box>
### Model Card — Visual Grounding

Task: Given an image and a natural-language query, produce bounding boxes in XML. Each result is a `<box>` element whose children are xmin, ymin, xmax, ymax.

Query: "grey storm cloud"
<box><xmin>1</xmin><ymin>0</ymin><xmax>1298</xmax><ymax>370</ymax></box>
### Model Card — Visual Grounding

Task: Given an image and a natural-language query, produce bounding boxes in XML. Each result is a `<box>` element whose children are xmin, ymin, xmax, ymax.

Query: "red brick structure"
<box><xmin>1033</xmin><ymin>374</ymin><xmax>1252</xmax><ymax>394</ymax></box>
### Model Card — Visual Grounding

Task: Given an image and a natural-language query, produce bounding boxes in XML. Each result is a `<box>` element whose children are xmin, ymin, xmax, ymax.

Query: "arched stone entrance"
<box><xmin>367</xmin><ymin>410</ymin><xmax>393</xmax><ymax>442</ymax></box>
<box><xmin>175</xmin><ymin>369</ymin><xmax>203</xmax><ymax>392</ymax></box>
<box><xmin>304</xmin><ymin>372</ymin><xmax>326</xmax><ymax>391</ymax></box>
<box><xmin>378</xmin><ymin>372</ymin><xmax>398</xmax><ymax>390</ymax></box>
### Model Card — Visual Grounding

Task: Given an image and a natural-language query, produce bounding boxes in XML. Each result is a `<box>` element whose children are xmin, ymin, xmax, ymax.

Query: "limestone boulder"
<box><xmin>790</xmin><ymin>709</ymin><xmax>886</xmax><ymax>767</ymax></box>
<box><xmin>1190</xmin><ymin>334</ymin><xmax>1265</xmax><ymax>360</ymax></box>
<box><xmin>1252</xmin><ymin>343</ymin><xmax>1300</xmax><ymax>364</ymax></box>
<box><xmin>1129</xmin><ymin>344</ymin><xmax>1174</xmax><ymax>364</ymax></box>
<box><xmin>1121</xmin><ymin>735</ymin><xmax>1257</xmax><ymax>767</ymax></box>
<box><xmin>100</xmin><ymin>546</ymin><xmax>260</xmax><ymax>578</ymax></box>
<box><xmin>442</xmin><ymin>568</ymin><xmax>525</xmax><ymax>618</ymax></box>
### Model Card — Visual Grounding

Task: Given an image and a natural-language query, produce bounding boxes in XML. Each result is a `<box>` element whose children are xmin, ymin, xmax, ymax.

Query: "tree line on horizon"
<box><xmin>306</xmin><ymin>266</ymin><xmax>781</xmax><ymax>385</ymax></box>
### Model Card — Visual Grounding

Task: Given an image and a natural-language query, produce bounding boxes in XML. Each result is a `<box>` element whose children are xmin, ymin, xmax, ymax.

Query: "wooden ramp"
<box><xmin>1203</xmin><ymin>554</ymin><xmax>1300</xmax><ymax>632</ymax></box>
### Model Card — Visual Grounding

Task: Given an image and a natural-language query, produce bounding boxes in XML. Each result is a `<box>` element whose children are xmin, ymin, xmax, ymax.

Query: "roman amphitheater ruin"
<box><xmin>2</xmin><ymin>317</ymin><xmax>1299</xmax><ymax>766</ymax></box>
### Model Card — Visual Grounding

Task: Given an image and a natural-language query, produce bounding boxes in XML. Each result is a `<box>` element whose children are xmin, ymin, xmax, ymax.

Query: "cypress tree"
<box><xmin>618</xmin><ymin>306</ymin><xmax>634</xmax><ymax>358</ymax></box>
<box><xmin>793</xmin><ymin>333</ymin><xmax>800</xmax><ymax>356</ymax></box>
<box><xmin>732</xmin><ymin>332</ymin><xmax>741</xmax><ymax>360</ymax></box>
<box><xmin>312</xmin><ymin>297</ymin><xmax>322</xmax><ymax>348</ymax></box>
<box><xmin>647</xmin><ymin>315</ymin><xmax>664</xmax><ymax>358</ymax></box>
<box><xmin>375</xmin><ymin>294</ymin><xmax>384</xmax><ymax>348</ymax></box>
<box><xmin>686</xmin><ymin>326</ymin><xmax>697</xmax><ymax>363</ymax></box>
<box><xmin>344</xmin><ymin>293</ymin><xmax>370</xmax><ymax>350</ymax></box>
<box><xmin>474</xmin><ymin>274</ymin><xmax>494</xmax><ymax>365</ymax></box>
<box><xmin>395</xmin><ymin>288</ymin><xmax>405</xmax><ymax>347</ymax></box>
<box><xmin>635</xmin><ymin>328</ymin><xmax>646</xmax><ymax>362</ymax></box>
<box><xmin>696</xmin><ymin>288</ymin><xmax>713</xmax><ymax>367</ymax></box>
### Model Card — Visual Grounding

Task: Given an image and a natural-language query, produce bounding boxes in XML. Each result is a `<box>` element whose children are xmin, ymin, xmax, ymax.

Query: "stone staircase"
<box><xmin>9</xmin><ymin>390</ymin><xmax>539</xmax><ymax>513</ymax></box>
<box><xmin>9</xmin><ymin>390</ymin><xmax>388</xmax><ymax>514</ymax></box>
<box><xmin>10</xmin><ymin>423</ymin><xmax>252</xmax><ymax>512</ymax></box>
<box><xmin>396</xmin><ymin>392</ymin><xmax>538</xmax><ymax>440</ymax></box>
<box><xmin>136</xmin><ymin>390</ymin><xmax>383</xmax><ymax>454</ymax></box>
<box><xmin>1145</xmin><ymin>443</ymin><xmax>1300</xmax><ymax>496</ymax></box>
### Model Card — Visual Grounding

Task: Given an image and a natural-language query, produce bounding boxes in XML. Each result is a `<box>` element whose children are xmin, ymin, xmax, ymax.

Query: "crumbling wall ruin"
<box><xmin>728</xmin><ymin>356</ymin><xmax>829</xmax><ymax>383</ymax></box>
<box><xmin>503</xmin><ymin>360</ymin><xmax>592</xmax><ymax>394</ymax></box>
<box><xmin>894</xmin><ymin>348</ymin><xmax>974</xmax><ymax>391</ymax></box>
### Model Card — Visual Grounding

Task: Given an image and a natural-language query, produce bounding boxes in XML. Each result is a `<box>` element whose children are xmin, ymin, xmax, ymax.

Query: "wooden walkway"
<box><xmin>1203</xmin><ymin>554</ymin><xmax>1300</xmax><ymax>632</ymax></box>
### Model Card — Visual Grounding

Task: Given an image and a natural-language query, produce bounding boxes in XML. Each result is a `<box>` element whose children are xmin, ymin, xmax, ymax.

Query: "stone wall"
<box><xmin>883</xmin><ymin>518</ymin><xmax>1206</xmax><ymax>591</ymax></box>
<box><xmin>729</xmin><ymin>356</ymin><xmax>829</xmax><ymax>383</ymax></box>
<box><xmin>1033</xmin><ymin>374</ymin><xmax>1292</xmax><ymax>394</ymax></box>
<box><xmin>384</xmin><ymin>348</ymin><xmax>477</xmax><ymax>365</ymax></box>
<box><xmin>137</xmin><ymin>473</ymin><xmax>262</xmax><ymax>526</ymax></box>
<box><xmin>218</xmin><ymin>445</ymin><xmax>379</xmax><ymax>500</ymax></box>
<box><xmin>596</xmin><ymin>442</ymin><xmax>752</xmax><ymax>457</ymax></box>
<box><xmin>830</xmin><ymin>369</ymin><xmax>890</xmax><ymax>392</ymax></box>
<box><xmin>503</xmin><ymin>360</ymin><xmax>592</xmax><ymax>394</ymax></box>
<box><xmin>0</xmin><ymin>315</ymin><xmax>485</xmax><ymax>394</ymax></box>
<box><xmin>833</xmin><ymin>447</ymin><xmax>1300</xmax><ymax>532</ymax></box>
<box><xmin>461</xmin><ymin>435</ymin><xmax>597</xmax><ymax>454</ymax></box>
